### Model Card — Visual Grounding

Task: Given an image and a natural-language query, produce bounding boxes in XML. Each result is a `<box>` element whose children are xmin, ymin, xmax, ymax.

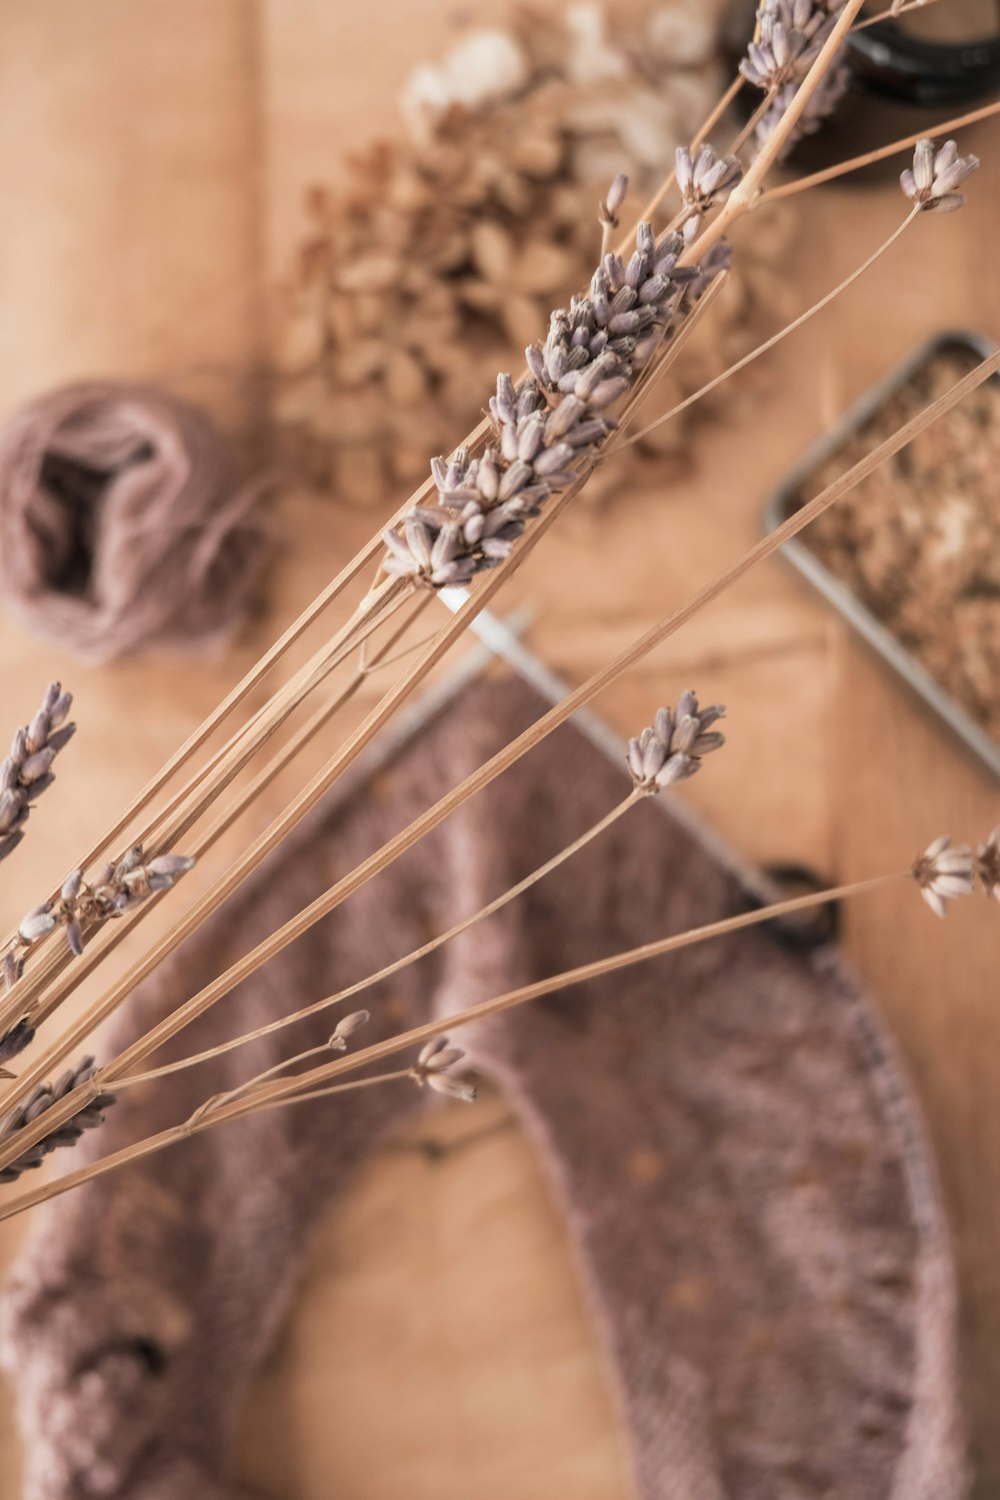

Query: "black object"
<box><xmin>847</xmin><ymin>16</ymin><xmax>1000</xmax><ymax>107</ymax></box>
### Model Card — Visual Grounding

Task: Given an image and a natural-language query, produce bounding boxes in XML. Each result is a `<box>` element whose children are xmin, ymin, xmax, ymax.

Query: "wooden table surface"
<box><xmin>0</xmin><ymin>4</ymin><xmax>998</xmax><ymax>1497</ymax></box>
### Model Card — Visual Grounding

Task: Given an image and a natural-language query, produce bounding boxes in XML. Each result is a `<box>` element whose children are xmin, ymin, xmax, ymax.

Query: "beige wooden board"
<box><xmin>0</xmin><ymin>1</ymin><xmax>999</xmax><ymax>1495</ymax></box>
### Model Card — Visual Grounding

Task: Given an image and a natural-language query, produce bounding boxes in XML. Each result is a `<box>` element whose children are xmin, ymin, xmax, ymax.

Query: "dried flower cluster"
<box><xmin>7</xmin><ymin>847</ymin><xmax>195</xmax><ymax>988</ymax></box>
<box><xmin>901</xmin><ymin>139</ymin><xmax>980</xmax><ymax>215</ymax></box>
<box><xmin>382</xmin><ymin>211</ymin><xmax>729</xmax><ymax>587</ymax></box>
<box><xmin>275</xmin><ymin>2</ymin><xmax>794</xmax><ymax>505</ymax></box>
<box><xmin>911</xmin><ymin>835</ymin><xmax>976</xmax><ymax>918</ymax></box>
<box><xmin>743</xmin><ymin>1</ymin><xmax>851</xmax><ymax>159</ymax></box>
<box><xmin>675</xmin><ymin>144</ymin><xmax>742</xmax><ymax>227</ymax></box>
<box><xmin>0</xmin><ymin>684</ymin><xmax>75</xmax><ymax>865</ymax></box>
<box><xmin>627</xmin><ymin>691</ymin><xmax>726</xmax><ymax>792</ymax></box>
<box><xmin>409</xmin><ymin>1037</ymin><xmax>477</xmax><ymax>1103</ymax></box>
<box><xmin>0</xmin><ymin>1056</ymin><xmax>115</xmax><ymax>1184</ymax></box>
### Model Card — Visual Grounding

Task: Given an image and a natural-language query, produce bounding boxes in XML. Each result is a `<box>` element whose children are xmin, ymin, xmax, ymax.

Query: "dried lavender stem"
<box><xmin>0</xmin><ymin>582</ymin><xmax>408</xmax><ymax>1031</ymax></box>
<box><xmin>0</xmin><ymin>527</ymin><xmax>409</xmax><ymax>965</ymax></box>
<box><xmin>113</xmin><ymin>792</ymin><xmax>643</xmax><ymax>1092</ymax></box>
<box><xmin>620</xmin><ymin>206</ymin><xmax>919</xmax><ymax>451</ymax></box>
<box><xmin>688</xmin><ymin>0</ymin><xmax>868</xmax><ymax>258</ymax></box>
<box><xmin>635</xmin><ymin>75</ymin><xmax>745</xmax><ymax>226</ymax></box>
<box><xmin>854</xmin><ymin>0</ymin><xmax>943</xmax><ymax>29</ymax></box>
<box><xmin>728</xmin><ymin>88</ymin><xmax>779</xmax><ymax>157</ymax></box>
<box><xmin>0</xmin><ymin>873</ymin><xmax>904</xmax><ymax>1222</ymax></box>
<box><xmin>0</xmin><ymin>475</ymin><xmax>591</xmax><ymax>1138</ymax></box>
<box><xmin>758</xmin><ymin>97</ymin><xmax>1000</xmax><ymax>204</ymax></box>
<box><xmin>4</xmin><ymin>347</ymin><xmax>996</xmax><ymax>1177</ymax></box>
<box><xmin>4</xmin><ymin>601</ymin><xmax>434</xmax><ymax>1059</ymax></box>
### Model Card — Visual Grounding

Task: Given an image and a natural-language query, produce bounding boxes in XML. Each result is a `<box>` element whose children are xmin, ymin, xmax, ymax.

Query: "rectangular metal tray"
<box><xmin>763</xmin><ymin>329</ymin><xmax>1000</xmax><ymax>782</ymax></box>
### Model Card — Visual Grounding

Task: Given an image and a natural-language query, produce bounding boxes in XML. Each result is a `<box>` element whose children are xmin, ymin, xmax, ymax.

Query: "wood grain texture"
<box><xmin>0</xmin><ymin>1</ymin><xmax>998</xmax><ymax>1494</ymax></box>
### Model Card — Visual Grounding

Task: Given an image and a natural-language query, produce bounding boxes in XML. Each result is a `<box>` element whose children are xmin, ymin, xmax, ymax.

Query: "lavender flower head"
<box><xmin>410</xmin><ymin>1036</ymin><xmax>477</xmax><ymax>1103</ymax></box>
<box><xmin>901</xmin><ymin>139</ymin><xmax>979</xmax><ymax>214</ymax></box>
<box><xmin>740</xmin><ymin>0</ymin><xmax>843</xmax><ymax>92</ymax></box>
<box><xmin>380</xmin><ymin>185</ymin><xmax>730</xmax><ymax>592</ymax></box>
<box><xmin>675</xmin><ymin>144</ymin><xmax>742</xmax><ymax>221</ymax></box>
<box><xmin>911</xmin><ymin>835</ymin><xmax>975</xmax><ymax>918</ymax></box>
<box><xmin>627</xmin><ymin>692</ymin><xmax>726</xmax><ymax>794</ymax></box>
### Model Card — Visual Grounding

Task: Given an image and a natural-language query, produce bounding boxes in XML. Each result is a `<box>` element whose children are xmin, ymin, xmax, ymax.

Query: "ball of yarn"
<box><xmin>0</xmin><ymin>383</ymin><xmax>275</xmax><ymax>663</ymax></box>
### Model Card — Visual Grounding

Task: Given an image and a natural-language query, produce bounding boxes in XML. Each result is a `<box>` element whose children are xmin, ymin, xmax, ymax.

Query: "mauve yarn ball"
<box><xmin>0</xmin><ymin>383</ymin><xmax>274</xmax><ymax>663</ymax></box>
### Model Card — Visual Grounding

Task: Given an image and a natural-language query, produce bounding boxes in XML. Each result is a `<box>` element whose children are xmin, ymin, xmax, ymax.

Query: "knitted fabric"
<box><xmin>0</xmin><ymin>679</ymin><xmax>963</xmax><ymax>1498</ymax></box>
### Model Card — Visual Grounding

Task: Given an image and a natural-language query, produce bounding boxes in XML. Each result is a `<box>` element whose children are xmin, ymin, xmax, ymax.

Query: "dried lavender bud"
<box><xmin>0</xmin><ymin>683</ymin><xmax>76</xmax><ymax>864</ymax></box>
<box><xmin>911</xmin><ymin>836</ymin><xmax>976</xmax><ymax>918</ymax></box>
<box><xmin>901</xmin><ymin>139</ymin><xmax>979</xmax><ymax>214</ymax></box>
<box><xmin>627</xmin><ymin>692</ymin><xmax>726</xmax><ymax>794</ymax></box>
<box><xmin>329</xmin><ymin>1010</ymin><xmax>370</xmax><ymax>1050</ymax></box>
<box><xmin>675</xmin><ymin>144</ymin><xmax>742</xmax><ymax>220</ymax></box>
<box><xmin>740</xmin><ymin>0</ymin><xmax>843</xmax><ymax>92</ymax></box>
<box><xmin>975</xmin><ymin>827</ymin><xmax>1000</xmax><ymax>903</ymax></box>
<box><xmin>410</xmin><ymin>1036</ymin><xmax>477</xmax><ymax>1102</ymax></box>
<box><xmin>13</xmin><ymin>846</ymin><xmax>196</xmax><ymax>966</ymax></box>
<box><xmin>0</xmin><ymin>1055</ymin><xmax>116</xmax><ymax>1183</ymax></box>
<box><xmin>599</xmin><ymin>172</ymin><xmax>628</xmax><ymax>229</ymax></box>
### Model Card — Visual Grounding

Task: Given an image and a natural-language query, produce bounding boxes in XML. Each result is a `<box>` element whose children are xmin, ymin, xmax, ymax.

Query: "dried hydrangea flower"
<box><xmin>0</xmin><ymin>1055</ymin><xmax>115</xmax><ymax>1183</ymax></box>
<box><xmin>0</xmin><ymin>683</ymin><xmax>75</xmax><ymax>864</ymax></box>
<box><xmin>627</xmin><ymin>691</ymin><xmax>726</xmax><ymax>794</ymax></box>
<box><xmin>900</xmin><ymin>139</ymin><xmax>979</xmax><ymax>214</ymax></box>
<box><xmin>675</xmin><ymin>144</ymin><xmax>742</xmax><ymax>223</ymax></box>
<box><xmin>409</xmin><ymin>1036</ymin><xmax>477</xmax><ymax>1103</ymax></box>
<box><xmin>381</xmin><ymin>190</ymin><xmax>730</xmax><ymax>591</ymax></box>
<box><xmin>329</xmin><ymin>1010</ymin><xmax>370</xmax><ymax>1050</ymax></box>
<box><xmin>11</xmin><ymin>846</ymin><xmax>196</xmax><ymax>967</ymax></box>
<box><xmin>975</xmin><ymin>827</ymin><xmax>1000</xmax><ymax>903</ymax></box>
<box><xmin>911</xmin><ymin>835</ymin><xmax>975</xmax><ymax>918</ymax></box>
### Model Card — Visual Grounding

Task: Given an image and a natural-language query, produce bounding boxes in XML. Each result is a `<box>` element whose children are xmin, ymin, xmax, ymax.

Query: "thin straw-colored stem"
<box><xmin>0</xmin><ymin>872</ymin><xmax>903</xmax><ymax>1221</ymax></box>
<box><xmin>758</xmin><ymin>97</ymin><xmax>1000</xmax><ymax>204</ymax></box>
<box><xmin>729</xmin><ymin>88</ymin><xmax>778</xmax><ymax>157</ymax></box>
<box><xmin>116</xmin><ymin>791</ymin><xmax>641</xmax><ymax>1090</ymax></box>
<box><xmin>620</xmin><ymin>207</ymin><xmax>918</xmax><ymax>451</ymax></box>
<box><xmin>854</xmin><ymin>0</ymin><xmax>943</xmax><ymax>30</ymax></box>
<box><xmin>635</xmin><ymin>75</ymin><xmax>745</xmax><ymax>226</ymax></box>
<box><xmin>4</xmin><ymin>346</ymin><xmax>995</xmax><ymax>1175</ymax></box>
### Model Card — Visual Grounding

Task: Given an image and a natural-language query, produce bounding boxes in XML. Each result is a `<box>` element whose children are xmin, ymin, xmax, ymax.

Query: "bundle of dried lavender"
<box><xmin>0</xmin><ymin>0</ymin><xmax>998</xmax><ymax>1221</ymax></box>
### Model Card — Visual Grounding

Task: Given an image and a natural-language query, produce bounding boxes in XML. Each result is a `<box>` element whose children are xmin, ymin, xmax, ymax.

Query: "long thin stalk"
<box><xmin>620</xmin><ymin>206</ymin><xmax>918</xmax><ymax>451</ymax></box>
<box><xmin>0</xmin><ymin>872</ymin><xmax>902</xmax><ymax>1222</ymax></box>
<box><xmin>758</xmin><ymin>97</ymin><xmax>1000</xmax><ymax>204</ymax></box>
<box><xmin>114</xmin><ymin>791</ymin><xmax>642</xmax><ymax>1090</ymax></box>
